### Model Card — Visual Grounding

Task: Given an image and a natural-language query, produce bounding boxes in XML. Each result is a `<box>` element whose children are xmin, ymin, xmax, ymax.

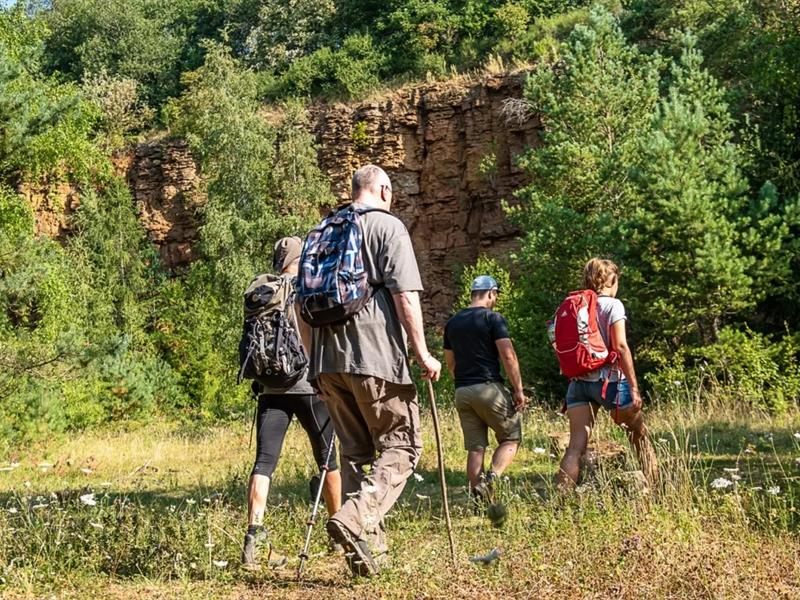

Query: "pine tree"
<box><xmin>624</xmin><ymin>36</ymin><xmax>754</xmax><ymax>346</ymax></box>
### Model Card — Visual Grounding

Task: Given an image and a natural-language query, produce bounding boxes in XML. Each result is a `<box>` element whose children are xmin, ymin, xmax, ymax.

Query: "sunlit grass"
<box><xmin>1</xmin><ymin>400</ymin><xmax>799</xmax><ymax>598</ymax></box>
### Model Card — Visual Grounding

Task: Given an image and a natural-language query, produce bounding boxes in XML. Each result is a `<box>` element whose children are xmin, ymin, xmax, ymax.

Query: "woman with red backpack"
<box><xmin>555</xmin><ymin>258</ymin><xmax>658</xmax><ymax>489</ymax></box>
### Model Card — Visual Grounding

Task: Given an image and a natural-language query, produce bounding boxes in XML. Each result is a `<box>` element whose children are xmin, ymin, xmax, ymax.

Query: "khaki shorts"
<box><xmin>454</xmin><ymin>382</ymin><xmax>522</xmax><ymax>451</ymax></box>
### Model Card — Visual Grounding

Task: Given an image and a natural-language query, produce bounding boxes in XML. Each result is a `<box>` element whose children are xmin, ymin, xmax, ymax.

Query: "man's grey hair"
<box><xmin>351</xmin><ymin>164</ymin><xmax>388</xmax><ymax>198</ymax></box>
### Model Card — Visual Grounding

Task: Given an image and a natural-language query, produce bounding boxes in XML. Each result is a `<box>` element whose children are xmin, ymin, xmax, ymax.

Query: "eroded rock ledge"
<box><xmin>28</xmin><ymin>72</ymin><xmax>541</xmax><ymax>322</ymax></box>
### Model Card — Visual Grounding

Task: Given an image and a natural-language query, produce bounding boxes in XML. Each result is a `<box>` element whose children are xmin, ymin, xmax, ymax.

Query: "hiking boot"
<box><xmin>325</xmin><ymin>519</ymin><xmax>380</xmax><ymax>578</ymax></box>
<box><xmin>471</xmin><ymin>470</ymin><xmax>497</xmax><ymax>512</ymax></box>
<box><xmin>241</xmin><ymin>527</ymin><xmax>288</xmax><ymax>570</ymax></box>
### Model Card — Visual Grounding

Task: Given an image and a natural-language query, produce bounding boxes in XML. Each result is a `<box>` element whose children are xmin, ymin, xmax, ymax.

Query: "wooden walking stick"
<box><xmin>427</xmin><ymin>379</ymin><xmax>457</xmax><ymax>567</ymax></box>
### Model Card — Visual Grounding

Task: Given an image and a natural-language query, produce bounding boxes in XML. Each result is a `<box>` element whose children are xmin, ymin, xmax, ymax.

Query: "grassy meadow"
<box><xmin>1</xmin><ymin>394</ymin><xmax>799</xmax><ymax>599</ymax></box>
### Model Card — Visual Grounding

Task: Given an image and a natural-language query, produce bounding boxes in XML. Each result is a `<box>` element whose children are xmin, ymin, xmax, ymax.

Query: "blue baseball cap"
<box><xmin>471</xmin><ymin>275</ymin><xmax>500</xmax><ymax>292</ymax></box>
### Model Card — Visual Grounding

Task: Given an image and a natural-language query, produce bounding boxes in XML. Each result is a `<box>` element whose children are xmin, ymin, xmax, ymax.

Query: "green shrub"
<box><xmin>649</xmin><ymin>327</ymin><xmax>800</xmax><ymax>413</ymax></box>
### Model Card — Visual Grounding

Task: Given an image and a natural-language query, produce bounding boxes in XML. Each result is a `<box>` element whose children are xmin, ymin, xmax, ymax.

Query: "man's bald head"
<box><xmin>351</xmin><ymin>164</ymin><xmax>392</xmax><ymax>206</ymax></box>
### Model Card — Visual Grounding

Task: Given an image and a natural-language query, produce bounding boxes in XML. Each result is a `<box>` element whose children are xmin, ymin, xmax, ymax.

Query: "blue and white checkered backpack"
<box><xmin>297</xmin><ymin>205</ymin><xmax>389</xmax><ymax>327</ymax></box>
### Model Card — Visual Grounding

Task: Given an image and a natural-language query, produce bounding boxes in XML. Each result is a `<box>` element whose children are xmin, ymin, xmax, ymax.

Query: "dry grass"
<box><xmin>1</xmin><ymin>402</ymin><xmax>799</xmax><ymax>599</ymax></box>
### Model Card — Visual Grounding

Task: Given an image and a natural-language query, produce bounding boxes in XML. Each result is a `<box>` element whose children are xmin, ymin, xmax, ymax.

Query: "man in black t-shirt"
<box><xmin>443</xmin><ymin>275</ymin><xmax>527</xmax><ymax>505</ymax></box>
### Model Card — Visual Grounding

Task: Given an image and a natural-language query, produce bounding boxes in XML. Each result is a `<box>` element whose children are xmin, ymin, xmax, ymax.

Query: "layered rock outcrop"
<box><xmin>314</xmin><ymin>71</ymin><xmax>540</xmax><ymax>321</ymax></box>
<box><xmin>126</xmin><ymin>140</ymin><xmax>203</xmax><ymax>267</ymax></box>
<box><xmin>28</xmin><ymin>72</ymin><xmax>541</xmax><ymax>321</ymax></box>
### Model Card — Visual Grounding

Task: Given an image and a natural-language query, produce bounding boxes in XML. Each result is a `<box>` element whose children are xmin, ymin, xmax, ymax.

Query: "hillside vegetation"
<box><xmin>1</xmin><ymin>1</ymin><xmax>799</xmax><ymax>442</ymax></box>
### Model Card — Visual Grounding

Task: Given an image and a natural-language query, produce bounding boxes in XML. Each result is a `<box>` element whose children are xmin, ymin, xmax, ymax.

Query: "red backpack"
<box><xmin>547</xmin><ymin>290</ymin><xmax>617</xmax><ymax>379</ymax></box>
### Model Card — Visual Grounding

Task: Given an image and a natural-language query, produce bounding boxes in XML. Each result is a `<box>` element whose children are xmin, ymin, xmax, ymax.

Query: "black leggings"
<box><xmin>252</xmin><ymin>394</ymin><xmax>338</xmax><ymax>479</ymax></box>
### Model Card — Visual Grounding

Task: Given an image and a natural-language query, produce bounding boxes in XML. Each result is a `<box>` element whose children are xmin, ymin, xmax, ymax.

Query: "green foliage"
<box><xmin>41</xmin><ymin>0</ymin><xmax>222</xmax><ymax>109</ymax></box>
<box><xmin>650</xmin><ymin>328</ymin><xmax>800</xmax><ymax>413</ymax></box>
<box><xmin>265</xmin><ymin>34</ymin><xmax>386</xmax><ymax>100</ymax></box>
<box><xmin>510</xmin><ymin>7</ymin><xmax>660</xmax><ymax>385</ymax></box>
<box><xmin>351</xmin><ymin>121</ymin><xmax>370</xmax><ymax>151</ymax></box>
<box><xmin>622</xmin><ymin>37</ymin><xmax>754</xmax><ymax>345</ymax></box>
<box><xmin>511</xmin><ymin>7</ymin><xmax>800</xmax><ymax>398</ymax></box>
<box><xmin>162</xmin><ymin>43</ymin><xmax>331</xmax><ymax>412</ymax></box>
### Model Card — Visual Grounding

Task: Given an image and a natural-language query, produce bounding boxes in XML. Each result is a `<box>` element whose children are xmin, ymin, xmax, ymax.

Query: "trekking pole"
<box><xmin>427</xmin><ymin>379</ymin><xmax>457</xmax><ymax>568</ymax></box>
<box><xmin>297</xmin><ymin>431</ymin><xmax>337</xmax><ymax>579</ymax></box>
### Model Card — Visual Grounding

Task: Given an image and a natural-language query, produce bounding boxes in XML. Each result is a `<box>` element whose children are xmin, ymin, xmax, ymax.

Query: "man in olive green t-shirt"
<box><xmin>297</xmin><ymin>164</ymin><xmax>441</xmax><ymax>578</ymax></box>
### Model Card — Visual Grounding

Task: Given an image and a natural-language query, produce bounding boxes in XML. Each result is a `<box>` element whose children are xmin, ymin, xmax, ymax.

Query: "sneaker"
<box><xmin>241</xmin><ymin>528</ymin><xmax>288</xmax><ymax>570</ymax></box>
<box><xmin>325</xmin><ymin>519</ymin><xmax>380</xmax><ymax>578</ymax></box>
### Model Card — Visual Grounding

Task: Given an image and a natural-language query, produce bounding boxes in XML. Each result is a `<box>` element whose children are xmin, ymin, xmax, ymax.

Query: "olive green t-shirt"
<box><xmin>308</xmin><ymin>207</ymin><xmax>423</xmax><ymax>385</ymax></box>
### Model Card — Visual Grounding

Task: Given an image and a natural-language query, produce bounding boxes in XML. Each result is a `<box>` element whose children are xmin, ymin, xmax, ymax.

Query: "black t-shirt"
<box><xmin>443</xmin><ymin>307</ymin><xmax>510</xmax><ymax>388</ymax></box>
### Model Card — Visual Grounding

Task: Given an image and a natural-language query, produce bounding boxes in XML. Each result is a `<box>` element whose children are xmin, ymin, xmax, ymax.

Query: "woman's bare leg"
<box><xmin>557</xmin><ymin>404</ymin><xmax>598</xmax><ymax>490</ymax></box>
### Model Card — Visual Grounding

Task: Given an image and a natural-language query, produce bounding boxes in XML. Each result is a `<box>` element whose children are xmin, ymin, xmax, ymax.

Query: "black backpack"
<box><xmin>237</xmin><ymin>274</ymin><xmax>308</xmax><ymax>390</ymax></box>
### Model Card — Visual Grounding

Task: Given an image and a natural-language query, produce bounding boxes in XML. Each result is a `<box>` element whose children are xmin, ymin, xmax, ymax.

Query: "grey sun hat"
<box><xmin>272</xmin><ymin>236</ymin><xmax>303</xmax><ymax>272</ymax></box>
<box><xmin>471</xmin><ymin>275</ymin><xmax>500</xmax><ymax>292</ymax></box>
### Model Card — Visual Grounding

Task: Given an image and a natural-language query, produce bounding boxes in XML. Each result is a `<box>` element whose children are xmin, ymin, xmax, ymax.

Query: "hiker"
<box><xmin>556</xmin><ymin>258</ymin><xmax>657</xmax><ymax>488</ymax></box>
<box><xmin>443</xmin><ymin>275</ymin><xmax>527</xmax><ymax>508</ymax></box>
<box><xmin>241</xmin><ymin>236</ymin><xmax>343</xmax><ymax>569</ymax></box>
<box><xmin>296</xmin><ymin>164</ymin><xmax>441</xmax><ymax>578</ymax></box>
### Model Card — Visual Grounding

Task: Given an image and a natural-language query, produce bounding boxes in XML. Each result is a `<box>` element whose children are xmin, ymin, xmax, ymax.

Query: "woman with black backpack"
<box><xmin>240</xmin><ymin>236</ymin><xmax>342</xmax><ymax>569</ymax></box>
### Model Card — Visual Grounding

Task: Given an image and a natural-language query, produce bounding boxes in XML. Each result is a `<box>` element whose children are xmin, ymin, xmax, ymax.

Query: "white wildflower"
<box><xmin>212</xmin><ymin>560</ymin><xmax>228</xmax><ymax>568</ymax></box>
<box><xmin>503</xmin><ymin>475</ymin><xmax>510</xmax><ymax>482</ymax></box>
<box><xmin>413</xmin><ymin>473</ymin><xmax>424</xmax><ymax>482</ymax></box>
<box><xmin>549</xmin><ymin>453</ymin><xmax>556</xmax><ymax>458</ymax></box>
<box><xmin>794</xmin><ymin>432</ymin><xmax>800</xmax><ymax>440</ymax></box>
<box><xmin>79</xmin><ymin>493</ymin><xmax>97</xmax><ymax>506</ymax></box>
<box><xmin>186</xmin><ymin>499</ymin><xmax>196</xmax><ymax>505</ymax></box>
<box><xmin>31</xmin><ymin>503</ymin><xmax>48</xmax><ymax>510</ymax></box>
<box><xmin>731</xmin><ymin>474</ymin><xmax>741</xmax><ymax>481</ymax></box>
<box><xmin>533</xmin><ymin>447</ymin><xmax>546</xmax><ymax>455</ymax></box>
<box><xmin>24</xmin><ymin>481</ymin><xmax>31</xmax><ymax>488</ymax></box>
<box><xmin>7</xmin><ymin>507</ymin><xmax>18</xmax><ymax>514</ymax></box>
<box><xmin>710</xmin><ymin>478</ymin><xmax>733</xmax><ymax>490</ymax></box>
<box><xmin>673</xmin><ymin>380</ymin><xmax>682</xmax><ymax>387</ymax></box>
<box><xmin>767</xmin><ymin>486</ymin><xmax>781</xmax><ymax>495</ymax></box>
<box><xmin>89</xmin><ymin>522</ymin><xmax>104</xmax><ymax>530</ymax></box>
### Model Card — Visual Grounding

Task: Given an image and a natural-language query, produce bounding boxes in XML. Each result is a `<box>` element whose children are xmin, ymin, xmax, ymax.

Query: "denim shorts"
<box><xmin>565</xmin><ymin>379</ymin><xmax>633</xmax><ymax>411</ymax></box>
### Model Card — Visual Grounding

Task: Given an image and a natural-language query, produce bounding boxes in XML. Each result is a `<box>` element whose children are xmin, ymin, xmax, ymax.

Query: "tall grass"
<box><xmin>1</xmin><ymin>394</ymin><xmax>798</xmax><ymax>598</ymax></box>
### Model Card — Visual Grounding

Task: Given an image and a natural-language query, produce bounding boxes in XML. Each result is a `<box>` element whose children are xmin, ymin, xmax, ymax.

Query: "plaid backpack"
<box><xmin>297</xmin><ymin>205</ymin><xmax>388</xmax><ymax>327</ymax></box>
<box><xmin>238</xmin><ymin>274</ymin><xmax>307</xmax><ymax>389</ymax></box>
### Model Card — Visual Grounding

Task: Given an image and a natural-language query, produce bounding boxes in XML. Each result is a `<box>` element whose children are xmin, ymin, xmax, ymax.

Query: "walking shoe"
<box><xmin>241</xmin><ymin>527</ymin><xmax>288</xmax><ymax>570</ymax></box>
<box><xmin>325</xmin><ymin>519</ymin><xmax>380</xmax><ymax>578</ymax></box>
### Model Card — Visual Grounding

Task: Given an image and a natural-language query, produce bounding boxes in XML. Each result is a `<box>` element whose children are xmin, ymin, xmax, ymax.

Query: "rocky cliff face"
<box><xmin>28</xmin><ymin>72</ymin><xmax>540</xmax><ymax>322</ymax></box>
<box><xmin>314</xmin><ymin>71</ymin><xmax>540</xmax><ymax>321</ymax></box>
<box><xmin>126</xmin><ymin>139</ymin><xmax>203</xmax><ymax>267</ymax></box>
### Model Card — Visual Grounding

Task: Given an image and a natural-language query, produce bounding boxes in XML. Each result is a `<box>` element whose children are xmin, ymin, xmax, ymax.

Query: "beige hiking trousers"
<box><xmin>316</xmin><ymin>373</ymin><xmax>422</xmax><ymax>553</ymax></box>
